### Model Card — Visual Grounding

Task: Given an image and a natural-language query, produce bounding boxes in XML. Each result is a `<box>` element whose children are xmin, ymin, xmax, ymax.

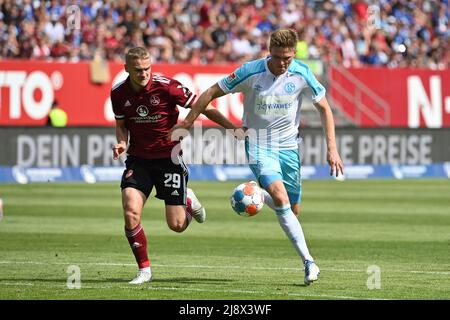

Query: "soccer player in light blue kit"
<box><xmin>171</xmin><ymin>28</ymin><xmax>344</xmax><ymax>285</ymax></box>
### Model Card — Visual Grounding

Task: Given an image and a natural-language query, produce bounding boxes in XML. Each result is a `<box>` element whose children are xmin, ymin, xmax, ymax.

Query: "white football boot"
<box><xmin>129</xmin><ymin>270</ymin><xmax>152</xmax><ymax>285</ymax></box>
<box><xmin>187</xmin><ymin>188</ymin><xmax>206</xmax><ymax>223</ymax></box>
<box><xmin>304</xmin><ymin>260</ymin><xmax>320</xmax><ymax>285</ymax></box>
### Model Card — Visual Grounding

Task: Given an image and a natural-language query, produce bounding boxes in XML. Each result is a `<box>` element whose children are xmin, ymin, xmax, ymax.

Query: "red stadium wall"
<box><xmin>1</xmin><ymin>60</ymin><xmax>449</xmax><ymax>128</ymax></box>
<box><xmin>329</xmin><ymin>66</ymin><xmax>450</xmax><ymax>128</ymax></box>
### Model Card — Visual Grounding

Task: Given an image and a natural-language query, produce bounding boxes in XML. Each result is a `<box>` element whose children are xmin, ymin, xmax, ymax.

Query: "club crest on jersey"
<box><xmin>284</xmin><ymin>82</ymin><xmax>296</xmax><ymax>93</ymax></box>
<box><xmin>150</xmin><ymin>95</ymin><xmax>160</xmax><ymax>106</ymax></box>
<box><xmin>136</xmin><ymin>105</ymin><xmax>149</xmax><ymax>117</ymax></box>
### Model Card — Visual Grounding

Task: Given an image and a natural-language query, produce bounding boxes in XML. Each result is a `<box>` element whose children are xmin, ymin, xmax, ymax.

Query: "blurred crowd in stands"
<box><xmin>1</xmin><ymin>0</ymin><xmax>449</xmax><ymax>69</ymax></box>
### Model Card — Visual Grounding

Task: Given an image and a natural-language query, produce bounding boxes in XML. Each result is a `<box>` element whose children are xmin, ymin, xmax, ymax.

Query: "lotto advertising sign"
<box><xmin>1</xmin><ymin>60</ymin><xmax>449</xmax><ymax>127</ymax></box>
<box><xmin>0</xmin><ymin>60</ymin><xmax>241</xmax><ymax>127</ymax></box>
<box><xmin>0</xmin><ymin>60</ymin><xmax>108</xmax><ymax>126</ymax></box>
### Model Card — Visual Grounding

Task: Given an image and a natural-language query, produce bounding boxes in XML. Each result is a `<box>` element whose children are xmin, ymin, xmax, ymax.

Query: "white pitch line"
<box><xmin>142</xmin><ymin>286</ymin><xmax>384</xmax><ymax>300</ymax></box>
<box><xmin>1</xmin><ymin>282</ymin><xmax>34</xmax><ymax>286</ymax></box>
<box><xmin>409</xmin><ymin>271</ymin><xmax>450</xmax><ymax>275</ymax></box>
<box><xmin>0</xmin><ymin>260</ymin><xmax>449</xmax><ymax>276</ymax></box>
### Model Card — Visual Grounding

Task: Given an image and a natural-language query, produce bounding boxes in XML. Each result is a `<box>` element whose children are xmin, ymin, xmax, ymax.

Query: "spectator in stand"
<box><xmin>44</xmin><ymin>13</ymin><xmax>65</xmax><ymax>44</ymax></box>
<box><xmin>0</xmin><ymin>0</ymin><xmax>448</xmax><ymax>69</ymax></box>
<box><xmin>32</xmin><ymin>36</ymin><xmax>51</xmax><ymax>59</ymax></box>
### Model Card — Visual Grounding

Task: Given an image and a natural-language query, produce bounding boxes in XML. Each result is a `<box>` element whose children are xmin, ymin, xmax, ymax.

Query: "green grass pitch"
<box><xmin>0</xmin><ymin>179</ymin><xmax>449</xmax><ymax>300</ymax></box>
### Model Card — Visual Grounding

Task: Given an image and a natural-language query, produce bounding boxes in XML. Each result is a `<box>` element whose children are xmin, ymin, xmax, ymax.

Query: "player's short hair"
<box><xmin>269</xmin><ymin>28</ymin><xmax>298</xmax><ymax>49</ymax></box>
<box><xmin>125</xmin><ymin>47</ymin><xmax>151</xmax><ymax>63</ymax></box>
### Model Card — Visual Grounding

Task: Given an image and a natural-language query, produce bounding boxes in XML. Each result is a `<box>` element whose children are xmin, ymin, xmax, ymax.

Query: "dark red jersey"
<box><xmin>111</xmin><ymin>74</ymin><xmax>196</xmax><ymax>159</ymax></box>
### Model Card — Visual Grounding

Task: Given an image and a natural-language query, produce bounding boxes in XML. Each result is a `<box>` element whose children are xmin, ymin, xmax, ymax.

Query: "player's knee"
<box><xmin>165</xmin><ymin>206</ymin><xmax>188</xmax><ymax>233</ymax></box>
<box><xmin>124</xmin><ymin>209</ymin><xmax>140</xmax><ymax>227</ymax></box>
<box><xmin>266</xmin><ymin>183</ymin><xmax>290</xmax><ymax>206</ymax></box>
<box><xmin>271</xmin><ymin>191</ymin><xmax>290</xmax><ymax>206</ymax></box>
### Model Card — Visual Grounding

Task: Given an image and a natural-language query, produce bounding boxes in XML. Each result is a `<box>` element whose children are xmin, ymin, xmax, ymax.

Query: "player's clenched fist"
<box><xmin>113</xmin><ymin>141</ymin><xmax>127</xmax><ymax>160</ymax></box>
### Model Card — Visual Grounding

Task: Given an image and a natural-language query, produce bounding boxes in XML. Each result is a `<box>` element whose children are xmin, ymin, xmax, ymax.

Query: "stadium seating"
<box><xmin>0</xmin><ymin>0</ymin><xmax>448</xmax><ymax>69</ymax></box>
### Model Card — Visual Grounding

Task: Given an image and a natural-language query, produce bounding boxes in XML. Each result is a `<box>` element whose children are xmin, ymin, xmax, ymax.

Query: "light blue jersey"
<box><xmin>219</xmin><ymin>57</ymin><xmax>326</xmax><ymax>203</ymax></box>
<box><xmin>218</xmin><ymin>57</ymin><xmax>326</xmax><ymax>150</ymax></box>
<box><xmin>219</xmin><ymin>56</ymin><xmax>321</xmax><ymax>265</ymax></box>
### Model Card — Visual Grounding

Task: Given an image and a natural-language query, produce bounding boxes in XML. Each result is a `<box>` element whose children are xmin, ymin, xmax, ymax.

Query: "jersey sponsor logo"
<box><xmin>284</xmin><ymin>82</ymin><xmax>296</xmax><ymax>93</ymax></box>
<box><xmin>255</xmin><ymin>95</ymin><xmax>296</xmax><ymax>115</ymax></box>
<box><xmin>136</xmin><ymin>105</ymin><xmax>149</xmax><ymax>117</ymax></box>
<box><xmin>130</xmin><ymin>113</ymin><xmax>162</xmax><ymax>123</ymax></box>
<box><xmin>150</xmin><ymin>95</ymin><xmax>160</xmax><ymax>106</ymax></box>
<box><xmin>124</xmin><ymin>100</ymin><xmax>131</xmax><ymax>107</ymax></box>
<box><xmin>171</xmin><ymin>190</ymin><xmax>179</xmax><ymax>196</ymax></box>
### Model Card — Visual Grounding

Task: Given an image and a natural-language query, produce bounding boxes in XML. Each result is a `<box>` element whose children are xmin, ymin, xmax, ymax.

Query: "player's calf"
<box><xmin>166</xmin><ymin>205</ymin><xmax>190</xmax><ymax>232</ymax></box>
<box><xmin>291</xmin><ymin>203</ymin><xmax>301</xmax><ymax>217</ymax></box>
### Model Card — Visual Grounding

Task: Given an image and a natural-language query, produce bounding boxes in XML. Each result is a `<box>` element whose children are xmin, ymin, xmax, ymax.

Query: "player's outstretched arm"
<box><xmin>168</xmin><ymin>83</ymin><xmax>226</xmax><ymax>140</ymax></box>
<box><xmin>202</xmin><ymin>104</ymin><xmax>237</xmax><ymax>130</ymax></box>
<box><xmin>113</xmin><ymin>119</ymin><xmax>128</xmax><ymax>160</ymax></box>
<box><xmin>313</xmin><ymin>97</ymin><xmax>344</xmax><ymax>177</ymax></box>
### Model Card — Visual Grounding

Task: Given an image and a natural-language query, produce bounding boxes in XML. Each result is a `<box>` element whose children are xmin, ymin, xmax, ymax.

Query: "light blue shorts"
<box><xmin>245</xmin><ymin>141</ymin><xmax>302</xmax><ymax>204</ymax></box>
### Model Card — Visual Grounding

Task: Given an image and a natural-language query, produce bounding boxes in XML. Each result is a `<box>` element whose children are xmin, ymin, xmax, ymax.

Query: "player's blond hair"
<box><xmin>269</xmin><ymin>28</ymin><xmax>298</xmax><ymax>49</ymax></box>
<box><xmin>125</xmin><ymin>47</ymin><xmax>151</xmax><ymax>63</ymax></box>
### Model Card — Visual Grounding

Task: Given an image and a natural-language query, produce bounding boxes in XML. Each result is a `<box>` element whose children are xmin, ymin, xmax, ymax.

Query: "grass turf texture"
<box><xmin>0</xmin><ymin>180</ymin><xmax>449</xmax><ymax>300</ymax></box>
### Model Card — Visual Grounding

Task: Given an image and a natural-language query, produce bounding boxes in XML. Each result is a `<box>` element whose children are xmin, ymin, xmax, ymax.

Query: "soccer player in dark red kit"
<box><xmin>111</xmin><ymin>47</ymin><xmax>235</xmax><ymax>284</ymax></box>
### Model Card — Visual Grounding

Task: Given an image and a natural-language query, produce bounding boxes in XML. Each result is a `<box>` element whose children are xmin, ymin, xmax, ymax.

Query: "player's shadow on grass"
<box><xmin>0</xmin><ymin>277</ymin><xmax>234</xmax><ymax>285</ymax></box>
<box><xmin>292</xmin><ymin>283</ymin><xmax>311</xmax><ymax>287</ymax></box>
<box><xmin>84</xmin><ymin>277</ymin><xmax>234</xmax><ymax>284</ymax></box>
<box><xmin>153</xmin><ymin>277</ymin><xmax>233</xmax><ymax>285</ymax></box>
<box><xmin>82</xmin><ymin>277</ymin><xmax>234</xmax><ymax>285</ymax></box>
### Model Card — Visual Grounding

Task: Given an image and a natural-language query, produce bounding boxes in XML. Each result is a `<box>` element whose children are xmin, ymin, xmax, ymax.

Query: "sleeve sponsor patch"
<box><xmin>225</xmin><ymin>72</ymin><xmax>237</xmax><ymax>84</ymax></box>
<box><xmin>176</xmin><ymin>85</ymin><xmax>192</xmax><ymax>98</ymax></box>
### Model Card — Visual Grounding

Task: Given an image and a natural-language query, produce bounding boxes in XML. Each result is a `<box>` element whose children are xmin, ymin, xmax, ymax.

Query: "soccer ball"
<box><xmin>230</xmin><ymin>181</ymin><xmax>265</xmax><ymax>216</ymax></box>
